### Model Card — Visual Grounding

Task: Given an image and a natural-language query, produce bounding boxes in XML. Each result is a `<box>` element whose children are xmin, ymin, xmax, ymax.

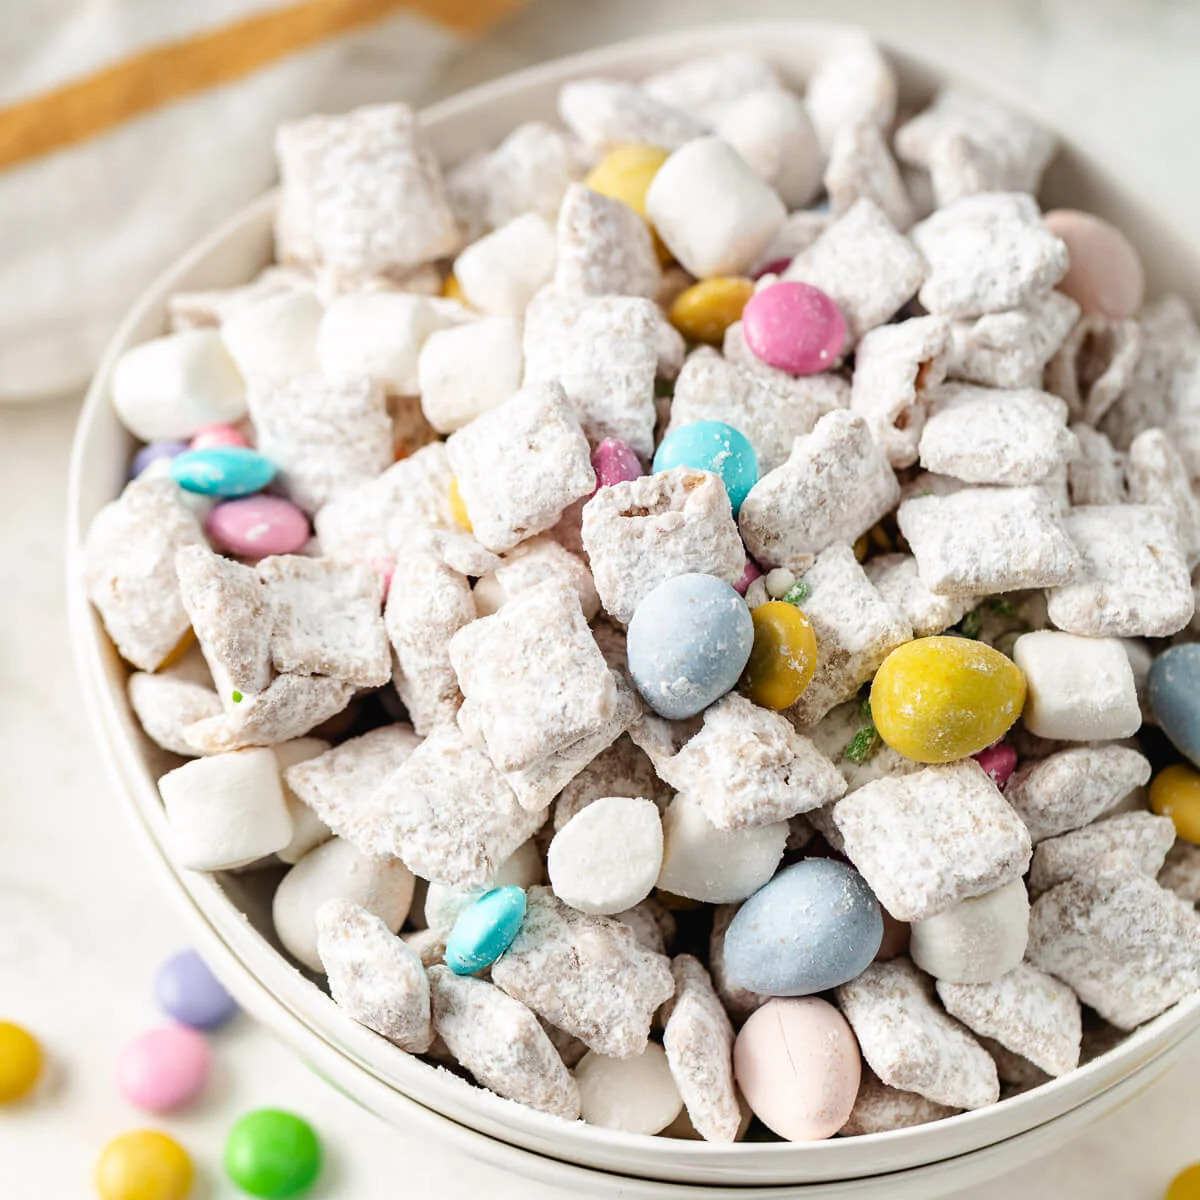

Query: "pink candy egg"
<box><xmin>974</xmin><ymin>741</ymin><xmax>1018</xmax><ymax>790</ymax></box>
<box><xmin>116</xmin><ymin>1025</ymin><xmax>210</xmax><ymax>1113</ymax></box>
<box><xmin>205</xmin><ymin>495</ymin><xmax>310</xmax><ymax>558</ymax></box>
<box><xmin>591</xmin><ymin>438</ymin><xmax>642</xmax><ymax>491</ymax></box>
<box><xmin>734</xmin><ymin>998</ymin><xmax>860</xmax><ymax>1141</ymax></box>
<box><xmin>1043</xmin><ymin>209</ymin><xmax>1145</xmax><ymax>319</ymax></box>
<box><xmin>734</xmin><ymin>557</ymin><xmax>763</xmax><ymax>596</ymax></box>
<box><xmin>742</xmin><ymin>281</ymin><xmax>846</xmax><ymax>375</ymax></box>
<box><xmin>191</xmin><ymin>424</ymin><xmax>250</xmax><ymax>450</ymax></box>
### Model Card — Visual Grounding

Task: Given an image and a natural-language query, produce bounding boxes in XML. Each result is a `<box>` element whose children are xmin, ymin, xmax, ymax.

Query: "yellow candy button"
<box><xmin>95</xmin><ymin>1131</ymin><xmax>193</xmax><ymax>1200</ymax></box>
<box><xmin>741</xmin><ymin>601</ymin><xmax>818</xmax><ymax>711</ymax></box>
<box><xmin>1167</xmin><ymin>1164</ymin><xmax>1200</xmax><ymax>1200</ymax></box>
<box><xmin>669</xmin><ymin>277</ymin><xmax>755</xmax><ymax>345</ymax></box>
<box><xmin>585</xmin><ymin>143</ymin><xmax>670</xmax><ymax>218</ymax></box>
<box><xmin>448</xmin><ymin>477</ymin><xmax>472</xmax><ymax>533</ymax></box>
<box><xmin>870</xmin><ymin>636</ymin><xmax>1026</xmax><ymax>763</ymax></box>
<box><xmin>1150</xmin><ymin>764</ymin><xmax>1200</xmax><ymax>844</ymax></box>
<box><xmin>0</xmin><ymin>1021</ymin><xmax>42</xmax><ymax>1102</ymax></box>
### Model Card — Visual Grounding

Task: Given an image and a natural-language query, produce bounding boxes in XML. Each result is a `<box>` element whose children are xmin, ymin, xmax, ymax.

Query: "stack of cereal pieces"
<box><xmin>84</xmin><ymin>35</ymin><xmax>1200</xmax><ymax>1143</ymax></box>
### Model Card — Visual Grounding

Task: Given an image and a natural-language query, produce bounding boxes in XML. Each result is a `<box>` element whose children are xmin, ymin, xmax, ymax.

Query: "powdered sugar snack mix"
<box><xmin>85</xmin><ymin>38</ymin><xmax>1200</xmax><ymax>1143</ymax></box>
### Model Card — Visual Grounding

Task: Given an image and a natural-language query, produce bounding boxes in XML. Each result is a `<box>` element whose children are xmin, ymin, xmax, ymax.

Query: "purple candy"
<box><xmin>734</xmin><ymin>557</ymin><xmax>763</xmax><ymax>596</ymax></box>
<box><xmin>973</xmin><ymin>742</ymin><xmax>1018</xmax><ymax>791</ymax></box>
<box><xmin>131</xmin><ymin>441</ymin><xmax>188</xmax><ymax>479</ymax></box>
<box><xmin>591</xmin><ymin>438</ymin><xmax>642</xmax><ymax>492</ymax></box>
<box><xmin>154</xmin><ymin>949</ymin><xmax>238</xmax><ymax>1030</ymax></box>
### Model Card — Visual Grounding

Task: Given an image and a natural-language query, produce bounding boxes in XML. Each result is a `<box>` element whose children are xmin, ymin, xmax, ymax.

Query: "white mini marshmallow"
<box><xmin>909</xmin><ymin>879</ymin><xmax>1030</xmax><ymax>984</ymax></box>
<box><xmin>575</xmin><ymin>1043</ymin><xmax>683</xmax><ymax>1135</ymax></box>
<box><xmin>111</xmin><ymin>329</ymin><xmax>246</xmax><ymax>441</ymax></box>
<box><xmin>656</xmin><ymin>791</ymin><xmax>787</xmax><ymax>904</ymax></box>
<box><xmin>418</xmin><ymin>317</ymin><xmax>523</xmax><ymax>434</ymax></box>
<box><xmin>715</xmin><ymin>88</ymin><xmax>823</xmax><ymax>210</ymax></box>
<box><xmin>272</xmin><ymin>737</ymin><xmax>333</xmax><ymax>864</ymax></box>
<box><xmin>158</xmin><ymin>748</ymin><xmax>293</xmax><ymax>871</ymax></box>
<box><xmin>453</xmin><ymin>212</ymin><xmax>557</xmax><ymax>317</ymax></box>
<box><xmin>645</xmin><ymin>137</ymin><xmax>786</xmax><ymax>279</ymax></box>
<box><xmin>272</xmin><ymin>836</ymin><xmax>415</xmax><ymax>973</ymax></box>
<box><xmin>220</xmin><ymin>290</ymin><xmax>323</xmax><ymax>381</ymax></box>
<box><xmin>548</xmin><ymin>796</ymin><xmax>664</xmax><ymax>916</ymax></box>
<box><xmin>317</xmin><ymin>292</ymin><xmax>459</xmax><ymax>396</ymax></box>
<box><xmin>1013</xmin><ymin>631</ymin><xmax>1141</xmax><ymax>742</ymax></box>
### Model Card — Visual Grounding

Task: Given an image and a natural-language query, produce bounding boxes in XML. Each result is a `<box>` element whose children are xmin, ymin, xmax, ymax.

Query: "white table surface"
<box><xmin>3</xmin><ymin>1</ymin><xmax>1200</xmax><ymax>1196</ymax></box>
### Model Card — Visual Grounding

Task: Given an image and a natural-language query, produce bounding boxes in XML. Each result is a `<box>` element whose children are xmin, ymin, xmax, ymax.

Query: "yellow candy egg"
<box><xmin>448</xmin><ymin>477</ymin><xmax>472</xmax><ymax>532</ymax></box>
<box><xmin>669</xmin><ymin>277</ymin><xmax>755</xmax><ymax>345</ymax></box>
<box><xmin>95</xmin><ymin>1131</ymin><xmax>193</xmax><ymax>1200</ymax></box>
<box><xmin>0</xmin><ymin>1021</ymin><xmax>42</xmax><ymax>1102</ymax></box>
<box><xmin>441</xmin><ymin>273</ymin><xmax>464</xmax><ymax>302</ymax></box>
<box><xmin>870</xmin><ymin>636</ymin><xmax>1026</xmax><ymax>764</ymax></box>
<box><xmin>1167</xmin><ymin>1165</ymin><xmax>1200</xmax><ymax>1200</ymax></box>
<box><xmin>741</xmin><ymin>601</ymin><xmax>818</xmax><ymax>711</ymax></box>
<box><xmin>1150</xmin><ymin>764</ymin><xmax>1200</xmax><ymax>844</ymax></box>
<box><xmin>585</xmin><ymin>143</ymin><xmax>670</xmax><ymax>218</ymax></box>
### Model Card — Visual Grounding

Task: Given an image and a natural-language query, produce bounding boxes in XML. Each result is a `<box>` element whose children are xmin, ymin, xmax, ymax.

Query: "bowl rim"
<box><xmin>66</xmin><ymin>17</ymin><xmax>1200</xmax><ymax>1188</ymax></box>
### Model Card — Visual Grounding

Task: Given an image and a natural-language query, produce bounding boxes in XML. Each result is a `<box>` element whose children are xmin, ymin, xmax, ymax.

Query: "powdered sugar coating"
<box><xmin>824</xmin><ymin>120</ymin><xmax>914</xmax><ymax>232</ymax></box>
<box><xmin>1068</xmin><ymin>425</ymin><xmax>1127</xmax><ymax>506</ymax></box>
<box><xmin>841</xmin><ymin>1068</ymin><xmax>960</xmax><ymax>1136</ymax></box>
<box><xmin>643</xmin><ymin>53</ymin><xmax>781</xmax><ymax>127</ymax></box>
<box><xmin>128</xmin><ymin>669</ymin><xmax>222</xmax><ymax>757</ymax></box>
<box><xmin>1128</xmin><ymin>428</ymin><xmax>1200</xmax><ymax>566</ymax></box>
<box><xmin>555</xmin><ymin>735</ymin><xmax>674</xmax><ymax>830</ymax></box>
<box><xmin>1027</xmin><ymin>812</ymin><xmax>1176</xmax><ymax>897</ymax></box>
<box><xmin>723</xmin><ymin>321</ymin><xmax>851</xmax><ymax>417</ymax></box>
<box><xmin>476</xmin><ymin>536</ymin><xmax>599</xmax><ymax>622</ymax></box>
<box><xmin>804</xmin><ymin>35</ymin><xmax>897</xmax><ymax>154</ymax></box>
<box><xmin>1045</xmin><ymin>315</ymin><xmax>1143</xmax><ymax>427</ymax></box>
<box><xmin>558</xmin><ymin>78</ymin><xmax>704</xmax><ymax>153</ymax></box>
<box><xmin>1159</xmin><ymin>840</ymin><xmax>1200</xmax><ymax>904</ymax></box>
<box><xmin>863</xmin><ymin>554</ymin><xmax>975</xmax><ymax>638</ymax></box>
<box><xmin>554</xmin><ymin>183</ymin><xmax>660</xmax><ymax>300</ymax></box>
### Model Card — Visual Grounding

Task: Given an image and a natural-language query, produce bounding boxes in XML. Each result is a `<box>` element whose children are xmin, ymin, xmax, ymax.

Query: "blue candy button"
<box><xmin>170</xmin><ymin>446</ymin><xmax>276</xmax><ymax>497</ymax></box>
<box><xmin>445</xmin><ymin>886</ymin><xmax>528</xmax><ymax>975</ymax></box>
<box><xmin>652</xmin><ymin>420</ymin><xmax>759</xmax><ymax>514</ymax></box>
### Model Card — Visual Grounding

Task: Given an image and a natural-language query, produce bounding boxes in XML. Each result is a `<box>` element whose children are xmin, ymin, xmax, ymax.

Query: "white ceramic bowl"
<box><xmin>69</xmin><ymin>20</ymin><xmax>1200</xmax><ymax>1198</ymax></box>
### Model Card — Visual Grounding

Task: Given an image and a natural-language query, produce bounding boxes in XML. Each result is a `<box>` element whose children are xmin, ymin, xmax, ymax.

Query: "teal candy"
<box><xmin>1149</xmin><ymin>643</ymin><xmax>1200</xmax><ymax>768</ymax></box>
<box><xmin>170</xmin><ymin>446</ymin><xmax>277</xmax><ymax>497</ymax></box>
<box><xmin>652</xmin><ymin>420</ymin><xmax>759</xmax><ymax>514</ymax></box>
<box><xmin>445</xmin><ymin>886</ymin><xmax>528</xmax><ymax>975</ymax></box>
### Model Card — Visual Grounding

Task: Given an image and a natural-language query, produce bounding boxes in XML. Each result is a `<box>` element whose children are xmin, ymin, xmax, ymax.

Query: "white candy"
<box><xmin>574</xmin><ymin>1043</ymin><xmax>683</xmax><ymax>1134</ymax></box>
<box><xmin>548</xmin><ymin>796</ymin><xmax>663</xmax><ymax>916</ymax></box>
<box><xmin>656</xmin><ymin>791</ymin><xmax>787</xmax><ymax>904</ymax></box>
<box><xmin>1013</xmin><ymin>631</ymin><xmax>1141</xmax><ymax>742</ymax></box>
<box><xmin>453</xmin><ymin>213</ymin><xmax>557</xmax><ymax>317</ymax></box>
<box><xmin>909</xmin><ymin>878</ymin><xmax>1030</xmax><ymax>984</ymax></box>
<box><xmin>220</xmin><ymin>290</ymin><xmax>322</xmax><ymax>381</ymax></box>
<box><xmin>111</xmin><ymin>329</ymin><xmax>246</xmax><ymax>441</ymax></box>
<box><xmin>645</xmin><ymin>137</ymin><xmax>786</xmax><ymax>279</ymax></box>
<box><xmin>158</xmin><ymin>748</ymin><xmax>293</xmax><ymax>871</ymax></box>
<box><xmin>271</xmin><ymin>738</ymin><xmax>333</xmax><ymax>864</ymax></box>
<box><xmin>417</xmin><ymin>316</ymin><xmax>523</xmax><ymax>435</ymax></box>
<box><xmin>714</xmin><ymin>88</ymin><xmax>822</xmax><ymax>210</ymax></box>
<box><xmin>272</xmin><ymin>837</ymin><xmax>415</xmax><ymax>973</ymax></box>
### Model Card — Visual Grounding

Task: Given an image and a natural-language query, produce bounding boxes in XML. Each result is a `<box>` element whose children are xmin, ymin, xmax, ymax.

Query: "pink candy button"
<box><xmin>116</xmin><ymin>1025</ymin><xmax>210</xmax><ymax>1113</ymax></box>
<box><xmin>974</xmin><ymin>742</ymin><xmax>1018</xmax><ymax>790</ymax></box>
<box><xmin>191</xmin><ymin>424</ymin><xmax>250</xmax><ymax>450</ymax></box>
<box><xmin>205</xmin><ymin>495</ymin><xmax>310</xmax><ymax>558</ymax></box>
<box><xmin>591</xmin><ymin>438</ymin><xmax>642</xmax><ymax>492</ymax></box>
<box><xmin>742</xmin><ymin>281</ymin><xmax>846</xmax><ymax>375</ymax></box>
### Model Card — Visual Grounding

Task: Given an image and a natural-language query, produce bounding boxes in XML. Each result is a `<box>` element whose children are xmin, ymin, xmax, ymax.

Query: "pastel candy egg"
<box><xmin>131</xmin><ymin>441</ymin><xmax>188</xmax><ymax>479</ymax></box>
<box><xmin>973</xmin><ymin>741</ymin><xmax>1018</xmax><ymax>790</ymax></box>
<box><xmin>733</xmin><ymin>997</ymin><xmax>861</xmax><ymax>1141</ymax></box>
<box><xmin>741</xmin><ymin>600</ymin><xmax>818</xmax><ymax>710</ymax></box>
<box><xmin>190</xmin><ymin>423</ymin><xmax>250</xmax><ymax>450</ymax></box>
<box><xmin>1043</xmin><ymin>209</ymin><xmax>1145</xmax><ymax>318</ymax></box>
<box><xmin>225</xmin><ymin>1109</ymin><xmax>321</xmax><ymax>1199</ymax></box>
<box><xmin>1149</xmin><ymin>644</ymin><xmax>1200</xmax><ymax>768</ymax></box>
<box><xmin>909</xmin><ymin>877</ymin><xmax>1029</xmax><ymax>984</ymax></box>
<box><xmin>870</xmin><ymin>636</ymin><xmax>1026</xmax><ymax>763</ymax></box>
<box><xmin>1150</xmin><ymin>764</ymin><xmax>1200</xmax><ymax>845</ymax></box>
<box><xmin>444</xmin><ymin>886</ymin><xmax>527</xmax><ymax>975</ymax></box>
<box><xmin>116</xmin><ymin>1025</ymin><xmax>211</xmax><ymax>1113</ymax></box>
<box><xmin>591</xmin><ymin>437</ymin><xmax>642</xmax><ymax>490</ymax></box>
<box><xmin>0</xmin><ymin>1021</ymin><xmax>42</xmax><ymax>1102</ymax></box>
<box><xmin>205</xmin><ymin>496</ymin><xmax>310</xmax><ymax>557</ymax></box>
<box><xmin>653</xmin><ymin>420</ymin><xmax>758</xmax><ymax>514</ymax></box>
<box><xmin>741</xmin><ymin>281</ymin><xmax>846</xmax><ymax>375</ymax></box>
<box><xmin>154</xmin><ymin>949</ymin><xmax>238</xmax><ymax>1031</ymax></box>
<box><xmin>627</xmin><ymin>573</ymin><xmax>754</xmax><ymax>719</ymax></box>
<box><xmin>733</xmin><ymin>557</ymin><xmax>763</xmax><ymax>596</ymax></box>
<box><xmin>169</xmin><ymin>446</ymin><xmax>276</xmax><ymax>497</ymax></box>
<box><xmin>585</xmin><ymin>143</ymin><xmax>670</xmax><ymax>221</ymax></box>
<box><xmin>575</xmin><ymin>1043</ymin><xmax>683</xmax><ymax>1134</ymax></box>
<box><xmin>668</xmin><ymin>276</ymin><xmax>755</xmax><ymax>345</ymax></box>
<box><xmin>95</xmin><ymin>1130</ymin><xmax>194</xmax><ymax>1200</ymax></box>
<box><xmin>723</xmin><ymin>859</ymin><xmax>883</xmax><ymax>996</ymax></box>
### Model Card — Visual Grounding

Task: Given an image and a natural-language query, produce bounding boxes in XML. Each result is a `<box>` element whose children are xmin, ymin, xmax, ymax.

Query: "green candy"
<box><xmin>225</xmin><ymin>1109</ymin><xmax>321</xmax><ymax>1198</ymax></box>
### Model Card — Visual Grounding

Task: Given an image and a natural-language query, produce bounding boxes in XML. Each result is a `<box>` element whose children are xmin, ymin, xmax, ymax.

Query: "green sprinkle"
<box><xmin>845</xmin><ymin>726</ymin><xmax>879</xmax><ymax>765</ymax></box>
<box><xmin>919</xmin><ymin>488</ymin><xmax>934</xmax><ymax>498</ymax></box>
<box><xmin>783</xmin><ymin>580</ymin><xmax>811</xmax><ymax>606</ymax></box>
<box><xmin>988</xmin><ymin>598</ymin><xmax>1017</xmax><ymax>617</ymax></box>
<box><xmin>960</xmin><ymin>610</ymin><xmax>983</xmax><ymax>639</ymax></box>
<box><xmin>861</xmin><ymin>698</ymin><xmax>873</xmax><ymax>721</ymax></box>
<box><xmin>231</xmin><ymin>691</ymin><xmax>243</xmax><ymax>704</ymax></box>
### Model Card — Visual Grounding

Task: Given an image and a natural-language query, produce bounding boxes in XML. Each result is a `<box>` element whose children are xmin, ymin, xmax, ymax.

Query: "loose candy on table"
<box><xmin>225</xmin><ymin>1109</ymin><xmax>321</xmax><ymax>1199</ymax></box>
<box><xmin>0</xmin><ymin>1021</ymin><xmax>42</xmax><ymax>1102</ymax></box>
<box><xmin>1150</xmin><ymin>765</ymin><xmax>1200</xmax><ymax>845</ymax></box>
<box><xmin>1167</xmin><ymin>1165</ymin><xmax>1200</xmax><ymax>1200</ymax></box>
<box><xmin>155</xmin><ymin>950</ymin><xmax>238</xmax><ymax>1030</ymax></box>
<box><xmin>190</xmin><ymin>424</ymin><xmax>250</xmax><ymax>450</ymax></box>
<box><xmin>652</xmin><ymin>419</ymin><xmax>759</xmax><ymax>514</ymax></box>
<box><xmin>131</xmin><ymin>442</ymin><xmax>188</xmax><ymax>479</ymax></box>
<box><xmin>116</xmin><ymin>1025</ymin><xmax>211</xmax><ymax>1114</ymax></box>
<box><xmin>668</xmin><ymin>277</ymin><xmax>756</xmax><ymax>345</ymax></box>
<box><xmin>591</xmin><ymin>437</ymin><xmax>643</xmax><ymax>490</ymax></box>
<box><xmin>169</xmin><ymin>446</ymin><xmax>277</xmax><ymax>498</ymax></box>
<box><xmin>444</xmin><ymin>885</ymin><xmax>528</xmax><ymax>975</ymax></box>
<box><xmin>95</xmin><ymin>1130</ymin><xmax>194</xmax><ymax>1200</ymax></box>
<box><xmin>741</xmin><ymin>281</ymin><xmax>847</xmax><ymax>375</ymax></box>
<box><xmin>740</xmin><ymin>600</ymin><xmax>818</xmax><ymax>711</ymax></box>
<box><xmin>205</xmin><ymin>496</ymin><xmax>310</xmax><ymax>558</ymax></box>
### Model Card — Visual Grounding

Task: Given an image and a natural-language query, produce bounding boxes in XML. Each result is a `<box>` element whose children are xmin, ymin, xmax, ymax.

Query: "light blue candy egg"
<box><xmin>445</xmin><ymin>886</ymin><xmax>528</xmax><ymax>975</ymax></box>
<box><xmin>724</xmin><ymin>859</ymin><xmax>883</xmax><ymax>996</ymax></box>
<box><xmin>652</xmin><ymin>420</ymin><xmax>759</xmax><ymax>515</ymax></box>
<box><xmin>170</xmin><ymin>446</ymin><xmax>276</xmax><ymax>497</ymax></box>
<box><xmin>627</xmin><ymin>573</ymin><xmax>754</xmax><ymax>720</ymax></box>
<box><xmin>1149</xmin><ymin>644</ymin><xmax>1200</xmax><ymax>768</ymax></box>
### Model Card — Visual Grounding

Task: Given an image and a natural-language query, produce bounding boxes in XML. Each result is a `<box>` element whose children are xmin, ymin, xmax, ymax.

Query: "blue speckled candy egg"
<box><xmin>627</xmin><ymin>573</ymin><xmax>754</xmax><ymax>720</ymax></box>
<box><xmin>724</xmin><ymin>859</ymin><xmax>883</xmax><ymax>996</ymax></box>
<box><xmin>652</xmin><ymin>421</ymin><xmax>759</xmax><ymax>515</ymax></box>
<box><xmin>445</xmin><ymin>886</ymin><xmax>527</xmax><ymax>975</ymax></box>
<box><xmin>1149</xmin><ymin>644</ymin><xmax>1200</xmax><ymax>768</ymax></box>
<box><xmin>170</xmin><ymin>446</ymin><xmax>276</xmax><ymax>497</ymax></box>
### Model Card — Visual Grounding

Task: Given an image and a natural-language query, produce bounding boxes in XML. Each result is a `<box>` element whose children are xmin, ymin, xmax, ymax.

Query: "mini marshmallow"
<box><xmin>553</xmin><ymin>182</ymin><xmax>660</xmax><ymax>300</ymax></box>
<box><xmin>1045</xmin><ymin>315</ymin><xmax>1143</xmax><ymax>428</ymax></box>
<box><xmin>111</xmin><ymin>330</ymin><xmax>246</xmax><ymax>442</ymax></box>
<box><xmin>272</xmin><ymin>836</ymin><xmax>415</xmax><ymax>973</ymax></box>
<box><xmin>643</xmin><ymin>52</ymin><xmax>781</xmax><ymax>126</ymax></box>
<box><xmin>158</xmin><ymin>747</ymin><xmax>293</xmax><ymax>871</ymax></box>
<box><xmin>824</xmin><ymin>119</ymin><xmax>914</xmax><ymax>232</ymax></box>
<box><xmin>1027</xmin><ymin>812</ymin><xmax>1176</xmax><ymax>897</ymax></box>
<box><xmin>548</xmin><ymin>796</ymin><xmax>663</xmax><ymax>916</ymax></box>
<box><xmin>454</xmin><ymin>212</ymin><xmax>557</xmax><ymax>317</ymax></box>
<box><xmin>575</xmin><ymin>1043</ymin><xmax>683</xmax><ymax>1134</ymax></box>
<box><xmin>1013</xmin><ymin>631</ymin><xmax>1141</xmax><ymax>742</ymax></box>
<box><xmin>271</xmin><ymin>737</ymin><xmax>333</xmax><ymax>864</ymax></box>
<box><xmin>558</xmin><ymin>78</ymin><xmax>704</xmax><ymax>153</ymax></box>
<box><xmin>220</xmin><ymin>290</ymin><xmax>322</xmax><ymax>381</ymax></box>
<box><xmin>418</xmin><ymin>316</ymin><xmax>523</xmax><ymax>435</ymax></box>
<box><xmin>804</xmin><ymin>34</ymin><xmax>897</xmax><ymax>153</ymax></box>
<box><xmin>645</xmin><ymin>137</ymin><xmax>786</xmax><ymax>279</ymax></box>
<box><xmin>1068</xmin><ymin>424</ymin><xmax>1127</xmax><ymax>506</ymax></box>
<box><xmin>863</xmin><ymin>553</ymin><xmax>975</xmax><ymax>638</ymax></box>
<box><xmin>908</xmin><ymin>878</ymin><xmax>1030</xmax><ymax>984</ymax></box>
<box><xmin>656</xmin><ymin>790</ymin><xmax>788</xmax><ymax>904</ymax></box>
